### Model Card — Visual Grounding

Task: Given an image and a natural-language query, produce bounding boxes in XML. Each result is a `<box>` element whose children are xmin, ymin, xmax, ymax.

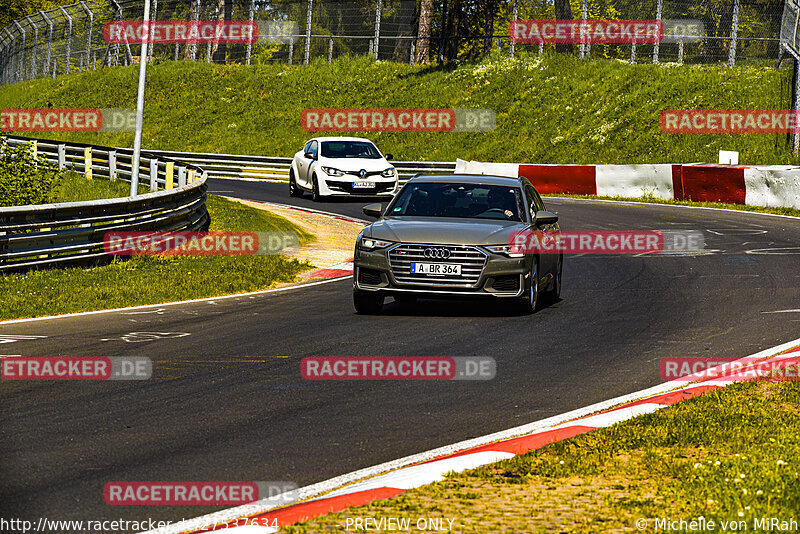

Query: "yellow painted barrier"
<box><xmin>166</xmin><ymin>161</ymin><xmax>175</xmax><ymax>190</ymax></box>
<box><xmin>84</xmin><ymin>147</ymin><xmax>92</xmax><ymax>179</ymax></box>
<box><xmin>188</xmin><ymin>169</ymin><xmax>195</xmax><ymax>184</ymax></box>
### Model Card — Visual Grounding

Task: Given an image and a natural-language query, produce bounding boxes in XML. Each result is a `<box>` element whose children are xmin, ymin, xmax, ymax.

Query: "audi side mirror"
<box><xmin>535</xmin><ymin>210</ymin><xmax>558</xmax><ymax>225</ymax></box>
<box><xmin>363</xmin><ymin>203</ymin><xmax>383</xmax><ymax>219</ymax></box>
<box><xmin>384</xmin><ymin>153</ymin><xmax>394</xmax><ymax>161</ymax></box>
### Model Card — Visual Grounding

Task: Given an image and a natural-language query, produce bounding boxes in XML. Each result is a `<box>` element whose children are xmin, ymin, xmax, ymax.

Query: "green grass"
<box><xmin>0</xmin><ymin>53</ymin><xmax>796</xmax><ymax>165</ymax></box>
<box><xmin>283</xmin><ymin>377</ymin><xmax>800</xmax><ymax>533</ymax></box>
<box><xmin>47</xmin><ymin>171</ymin><xmax>141</xmax><ymax>202</ymax></box>
<box><xmin>0</xmin><ymin>194</ymin><xmax>313</xmax><ymax>320</ymax></box>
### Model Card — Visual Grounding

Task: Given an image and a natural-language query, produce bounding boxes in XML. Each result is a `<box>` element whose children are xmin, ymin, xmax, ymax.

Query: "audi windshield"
<box><xmin>387</xmin><ymin>182</ymin><xmax>526</xmax><ymax>221</ymax></box>
<box><xmin>321</xmin><ymin>141</ymin><xmax>383</xmax><ymax>159</ymax></box>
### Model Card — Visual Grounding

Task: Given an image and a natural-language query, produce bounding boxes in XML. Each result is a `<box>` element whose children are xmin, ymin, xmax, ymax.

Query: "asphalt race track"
<box><xmin>2</xmin><ymin>177</ymin><xmax>800</xmax><ymax>531</ymax></box>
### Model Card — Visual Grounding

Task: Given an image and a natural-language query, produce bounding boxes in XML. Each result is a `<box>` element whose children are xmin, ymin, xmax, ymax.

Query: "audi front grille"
<box><xmin>387</xmin><ymin>244</ymin><xmax>487</xmax><ymax>287</ymax></box>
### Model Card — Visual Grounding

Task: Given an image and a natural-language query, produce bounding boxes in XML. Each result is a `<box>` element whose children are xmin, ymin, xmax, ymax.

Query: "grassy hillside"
<box><xmin>1</xmin><ymin>53</ymin><xmax>795</xmax><ymax>165</ymax></box>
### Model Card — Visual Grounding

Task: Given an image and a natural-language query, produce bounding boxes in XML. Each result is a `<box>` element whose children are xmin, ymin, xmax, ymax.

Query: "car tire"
<box><xmin>545</xmin><ymin>254</ymin><xmax>563</xmax><ymax>303</ymax></box>
<box><xmin>311</xmin><ymin>174</ymin><xmax>322</xmax><ymax>202</ymax></box>
<box><xmin>353</xmin><ymin>291</ymin><xmax>384</xmax><ymax>314</ymax></box>
<box><xmin>516</xmin><ymin>260</ymin><xmax>540</xmax><ymax>314</ymax></box>
<box><xmin>289</xmin><ymin>169</ymin><xmax>302</xmax><ymax>197</ymax></box>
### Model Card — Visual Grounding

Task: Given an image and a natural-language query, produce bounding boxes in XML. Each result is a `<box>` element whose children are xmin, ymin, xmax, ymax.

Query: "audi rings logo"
<box><xmin>423</xmin><ymin>247</ymin><xmax>451</xmax><ymax>259</ymax></box>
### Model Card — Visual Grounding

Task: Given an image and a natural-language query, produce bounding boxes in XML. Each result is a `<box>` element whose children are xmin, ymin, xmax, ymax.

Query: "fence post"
<box><xmin>438</xmin><ymin>0</ymin><xmax>448</xmax><ymax>64</ymax></box>
<box><xmin>30</xmin><ymin>140</ymin><xmax>38</xmax><ymax>158</ymax></box>
<box><xmin>245</xmin><ymin>0</ymin><xmax>254</xmax><ymax>65</ymax></box>
<box><xmin>630</xmin><ymin>42</ymin><xmax>636</xmax><ymax>63</ymax></box>
<box><xmin>150</xmin><ymin>159</ymin><xmax>158</xmax><ymax>191</ymax></box>
<box><xmin>410</xmin><ymin>40</ymin><xmax>415</xmax><ymax>65</ymax></box>
<box><xmin>328</xmin><ymin>38</ymin><xmax>333</xmax><ymax>62</ymax></box>
<box><xmin>4</xmin><ymin>30</ymin><xmax>14</xmax><ymax>83</ymax></box>
<box><xmin>678</xmin><ymin>39</ymin><xmax>684</xmax><ymax>63</ymax></box>
<box><xmin>304</xmin><ymin>0</ymin><xmax>313</xmax><ymax>64</ymax></box>
<box><xmin>57</xmin><ymin>144</ymin><xmax>66</xmax><ymax>169</ymax></box>
<box><xmin>579</xmin><ymin>0</ymin><xmax>587</xmax><ymax>59</ymax></box>
<box><xmin>510</xmin><ymin>0</ymin><xmax>518</xmax><ymax>58</ymax></box>
<box><xmin>80</xmin><ymin>2</ymin><xmax>93</xmax><ymax>67</ymax></box>
<box><xmin>166</xmin><ymin>161</ymin><xmax>174</xmax><ymax>189</ymax></box>
<box><xmin>59</xmin><ymin>7</ymin><xmax>73</xmax><ymax>75</ymax></box>
<box><xmin>178</xmin><ymin>166</ymin><xmax>187</xmax><ymax>186</ymax></box>
<box><xmin>42</xmin><ymin>12</ymin><xmax>53</xmax><ymax>75</ymax></box>
<box><xmin>728</xmin><ymin>0</ymin><xmax>740</xmax><ymax>67</ymax></box>
<box><xmin>652</xmin><ymin>0</ymin><xmax>663</xmax><ymax>63</ymax></box>
<box><xmin>288</xmin><ymin>37</ymin><xmax>294</xmax><ymax>65</ymax></box>
<box><xmin>84</xmin><ymin>147</ymin><xmax>93</xmax><ymax>179</ymax></box>
<box><xmin>108</xmin><ymin>150</ymin><xmax>117</xmax><ymax>180</ymax></box>
<box><xmin>374</xmin><ymin>0</ymin><xmax>382</xmax><ymax>60</ymax></box>
<box><xmin>27</xmin><ymin>16</ymin><xmax>38</xmax><ymax>79</ymax></box>
<box><xmin>110</xmin><ymin>0</ymin><xmax>125</xmax><ymax>65</ymax></box>
<box><xmin>13</xmin><ymin>21</ymin><xmax>25</xmax><ymax>81</ymax></box>
<box><xmin>206</xmin><ymin>3</ymin><xmax>215</xmax><ymax>63</ymax></box>
<box><xmin>148</xmin><ymin>0</ymin><xmax>157</xmax><ymax>63</ymax></box>
<box><xmin>190</xmin><ymin>0</ymin><xmax>200</xmax><ymax>61</ymax></box>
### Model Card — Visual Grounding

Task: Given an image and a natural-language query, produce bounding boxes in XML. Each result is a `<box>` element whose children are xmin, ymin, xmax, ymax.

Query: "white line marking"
<box><xmin>544</xmin><ymin>197</ymin><xmax>800</xmax><ymax>221</ymax></box>
<box><xmin>0</xmin><ymin>335</ymin><xmax>47</xmax><ymax>344</ymax></box>
<box><xmin>140</xmin><ymin>335</ymin><xmax>800</xmax><ymax>534</ymax></box>
<box><xmin>0</xmin><ymin>277</ymin><xmax>351</xmax><ymax>325</ymax></box>
<box><xmin>762</xmin><ymin>309</ymin><xmax>800</xmax><ymax>314</ymax></box>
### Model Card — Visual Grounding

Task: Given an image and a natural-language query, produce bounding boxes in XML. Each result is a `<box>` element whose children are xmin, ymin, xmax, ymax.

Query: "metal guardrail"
<box><xmin>146</xmin><ymin>148</ymin><xmax>457</xmax><ymax>184</ymax></box>
<box><xmin>0</xmin><ymin>135</ymin><xmax>210</xmax><ymax>272</ymax></box>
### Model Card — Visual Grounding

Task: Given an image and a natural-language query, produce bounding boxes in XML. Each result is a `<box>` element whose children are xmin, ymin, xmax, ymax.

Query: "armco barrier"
<box><xmin>0</xmin><ymin>135</ymin><xmax>209</xmax><ymax>271</ymax></box>
<box><xmin>456</xmin><ymin>159</ymin><xmax>800</xmax><ymax>210</ymax></box>
<box><xmin>146</xmin><ymin>149</ymin><xmax>456</xmax><ymax>184</ymax></box>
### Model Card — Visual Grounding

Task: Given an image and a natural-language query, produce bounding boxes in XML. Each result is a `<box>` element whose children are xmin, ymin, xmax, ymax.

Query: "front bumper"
<box><xmin>319</xmin><ymin>174</ymin><xmax>398</xmax><ymax>196</ymax></box>
<box><xmin>353</xmin><ymin>243</ymin><xmax>532</xmax><ymax>298</ymax></box>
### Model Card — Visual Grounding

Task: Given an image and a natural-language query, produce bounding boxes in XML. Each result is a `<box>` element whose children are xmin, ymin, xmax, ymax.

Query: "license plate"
<box><xmin>410</xmin><ymin>263</ymin><xmax>462</xmax><ymax>276</ymax></box>
<box><xmin>353</xmin><ymin>181</ymin><xmax>374</xmax><ymax>189</ymax></box>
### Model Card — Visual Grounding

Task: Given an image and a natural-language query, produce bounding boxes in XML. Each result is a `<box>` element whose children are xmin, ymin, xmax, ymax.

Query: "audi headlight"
<box><xmin>321</xmin><ymin>166</ymin><xmax>345</xmax><ymax>176</ymax></box>
<box><xmin>359</xmin><ymin>237</ymin><xmax>393</xmax><ymax>250</ymax></box>
<box><xmin>485</xmin><ymin>245</ymin><xmax>525</xmax><ymax>258</ymax></box>
<box><xmin>381</xmin><ymin>168</ymin><xmax>397</xmax><ymax>178</ymax></box>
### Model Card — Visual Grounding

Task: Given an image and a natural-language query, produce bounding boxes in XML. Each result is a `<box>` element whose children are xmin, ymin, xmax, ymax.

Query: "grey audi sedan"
<box><xmin>352</xmin><ymin>174</ymin><xmax>562</xmax><ymax>314</ymax></box>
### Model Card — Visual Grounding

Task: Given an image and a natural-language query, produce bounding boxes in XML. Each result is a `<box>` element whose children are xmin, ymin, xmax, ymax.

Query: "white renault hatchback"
<box><xmin>289</xmin><ymin>137</ymin><xmax>398</xmax><ymax>201</ymax></box>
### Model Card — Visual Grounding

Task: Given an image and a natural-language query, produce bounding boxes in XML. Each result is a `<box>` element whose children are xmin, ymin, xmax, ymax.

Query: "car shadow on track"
<box><xmin>377</xmin><ymin>297</ymin><xmax>562</xmax><ymax>318</ymax></box>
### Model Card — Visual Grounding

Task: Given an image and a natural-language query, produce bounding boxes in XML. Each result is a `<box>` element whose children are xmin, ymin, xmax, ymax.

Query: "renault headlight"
<box><xmin>321</xmin><ymin>166</ymin><xmax>345</xmax><ymax>176</ymax></box>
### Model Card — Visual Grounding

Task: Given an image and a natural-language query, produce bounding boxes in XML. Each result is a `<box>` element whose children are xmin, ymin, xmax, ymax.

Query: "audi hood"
<box><xmin>363</xmin><ymin>217</ymin><xmax>528</xmax><ymax>246</ymax></box>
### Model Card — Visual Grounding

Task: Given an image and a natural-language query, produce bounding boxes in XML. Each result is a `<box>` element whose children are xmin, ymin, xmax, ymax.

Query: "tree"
<box><xmin>416</xmin><ymin>0</ymin><xmax>433</xmax><ymax>63</ymax></box>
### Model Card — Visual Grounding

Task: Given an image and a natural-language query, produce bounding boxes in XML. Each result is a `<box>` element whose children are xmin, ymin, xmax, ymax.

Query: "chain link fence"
<box><xmin>0</xmin><ymin>0</ymin><xmax>786</xmax><ymax>86</ymax></box>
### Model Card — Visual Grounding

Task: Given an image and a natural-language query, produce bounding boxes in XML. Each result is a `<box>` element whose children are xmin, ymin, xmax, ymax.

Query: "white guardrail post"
<box><xmin>0</xmin><ymin>135</ymin><xmax>210</xmax><ymax>272</ymax></box>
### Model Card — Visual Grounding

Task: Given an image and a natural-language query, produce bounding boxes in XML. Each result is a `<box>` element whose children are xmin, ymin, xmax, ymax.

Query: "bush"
<box><xmin>0</xmin><ymin>140</ymin><xmax>66</xmax><ymax>207</ymax></box>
